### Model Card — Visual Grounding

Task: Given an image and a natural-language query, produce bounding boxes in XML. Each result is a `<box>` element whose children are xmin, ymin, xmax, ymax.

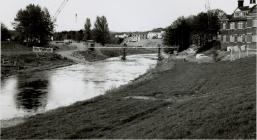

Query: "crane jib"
<box><xmin>53</xmin><ymin>0</ymin><xmax>69</xmax><ymax>22</ymax></box>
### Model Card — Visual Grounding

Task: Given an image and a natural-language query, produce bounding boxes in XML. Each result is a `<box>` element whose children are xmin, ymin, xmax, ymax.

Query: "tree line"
<box><xmin>3</xmin><ymin>4</ymin><xmax>226</xmax><ymax>49</ymax></box>
<box><xmin>163</xmin><ymin>9</ymin><xmax>226</xmax><ymax>53</ymax></box>
<box><xmin>2</xmin><ymin>4</ymin><xmax>115</xmax><ymax>46</ymax></box>
<box><xmin>1</xmin><ymin>23</ymin><xmax>11</xmax><ymax>41</ymax></box>
<box><xmin>54</xmin><ymin>16</ymin><xmax>118</xmax><ymax>46</ymax></box>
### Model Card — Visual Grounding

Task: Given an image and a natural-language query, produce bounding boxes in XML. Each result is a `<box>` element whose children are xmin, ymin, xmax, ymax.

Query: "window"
<box><xmin>253</xmin><ymin>35</ymin><xmax>257</xmax><ymax>42</ymax></box>
<box><xmin>222</xmin><ymin>23</ymin><xmax>226</xmax><ymax>29</ymax></box>
<box><xmin>237</xmin><ymin>35</ymin><xmax>243</xmax><ymax>42</ymax></box>
<box><xmin>250</xmin><ymin>0</ymin><xmax>256</xmax><ymax>4</ymax></box>
<box><xmin>234</xmin><ymin>12</ymin><xmax>247</xmax><ymax>17</ymax></box>
<box><xmin>238</xmin><ymin>22</ymin><xmax>244</xmax><ymax>29</ymax></box>
<box><xmin>218</xmin><ymin>35</ymin><xmax>221</xmax><ymax>40</ymax></box>
<box><xmin>234</xmin><ymin>12</ymin><xmax>240</xmax><ymax>17</ymax></box>
<box><xmin>253</xmin><ymin>20</ymin><xmax>257</xmax><ymax>27</ymax></box>
<box><xmin>223</xmin><ymin>35</ymin><xmax>227</xmax><ymax>42</ymax></box>
<box><xmin>242</xmin><ymin>35</ymin><xmax>245</xmax><ymax>42</ymax></box>
<box><xmin>247</xmin><ymin>34</ymin><xmax>252</xmax><ymax>43</ymax></box>
<box><xmin>241</xmin><ymin>12</ymin><xmax>246</xmax><ymax>17</ymax></box>
<box><xmin>230</xmin><ymin>35</ymin><xmax>235</xmax><ymax>42</ymax></box>
<box><xmin>230</xmin><ymin>22</ymin><xmax>235</xmax><ymax>29</ymax></box>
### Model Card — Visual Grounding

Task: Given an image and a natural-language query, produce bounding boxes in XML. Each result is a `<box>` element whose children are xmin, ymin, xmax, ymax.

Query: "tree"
<box><xmin>13</xmin><ymin>4</ymin><xmax>54</xmax><ymax>46</ymax></box>
<box><xmin>163</xmin><ymin>17</ymin><xmax>191</xmax><ymax>52</ymax></box>
<box><xmin>191</xmin><ymin>9</ymin><xmax>225</xmax><ymax>47</ymax></box>
<box><xmin>84</xmin><ymin>18</ymin><xmax>92</xmax><ymax>40</ymax></box>
<box><xmin>1</xmin><ymin>23</ymin><xmax>11</xmax><ymax>41</ymax></box>
<box><xmin>78</xmin><ymin>30</ymin><xmax>84</xmax><ymax>41</ymax></box>
<box><xmin>92</xmin><ymin>16</ymin><xmax>110</xmax><ymax>45</ymax></box>
<box><xmin>163</xmin><ymin>9</ymin><xmax>226</xmax><ymax>53</ymax></box>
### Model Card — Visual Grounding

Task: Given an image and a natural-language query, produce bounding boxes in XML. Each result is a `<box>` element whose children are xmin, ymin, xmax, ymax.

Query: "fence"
<box><xmin>227</xmin><ymin>45</ymin><xmax>256</xmax><ymax>61</ymax></box>
<box><xmin>33</xmin><ymin>46</ymin><xmax>53</xmax><ymax>53</ymax></box>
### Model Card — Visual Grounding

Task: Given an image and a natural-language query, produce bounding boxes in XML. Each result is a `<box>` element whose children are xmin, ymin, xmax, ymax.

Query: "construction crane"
<box><xmin>51</xmin><ymin>0</ymin><xmax>68</xmax><ymax>41</ymax></box>
<box><xmin>75</xmin><ymin>13</ymin><xmax>78</xmax><ymax>23</ymax></box>
<box><xmin>53</xmin><ymin>0</ymin><xmax>69</xmax><ymax>22</ymax></box>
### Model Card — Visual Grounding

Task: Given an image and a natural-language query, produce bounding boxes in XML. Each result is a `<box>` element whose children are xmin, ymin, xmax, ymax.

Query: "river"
<box><xmin>0</xmin><ymin>54</ymin><xmax>157</xmax><ymax>120</ymax></box>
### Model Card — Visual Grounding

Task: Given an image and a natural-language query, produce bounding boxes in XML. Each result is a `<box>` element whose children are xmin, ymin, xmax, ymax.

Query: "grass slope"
<box><xmin>1</xmin><ymin>56</ymin><xmax>256</xmax><ymax>139</ymax></box>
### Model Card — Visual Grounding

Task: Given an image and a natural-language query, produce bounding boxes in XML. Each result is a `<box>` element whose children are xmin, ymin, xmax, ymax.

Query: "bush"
<box><xmin>197</xmin><ymin>40</ymin><xmax>221</xmax><ymax>53</ymax></box>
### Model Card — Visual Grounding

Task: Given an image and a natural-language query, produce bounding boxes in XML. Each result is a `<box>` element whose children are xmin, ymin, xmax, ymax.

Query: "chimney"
<box><xmin>238</xmin><ymin>0</ymin><xmax>244</xmax><ymax>7</ymax></box>
<box><xmin>250</xmin><ymin>0</ymin><xmax>256</xmax><ymax>4</ymax></box>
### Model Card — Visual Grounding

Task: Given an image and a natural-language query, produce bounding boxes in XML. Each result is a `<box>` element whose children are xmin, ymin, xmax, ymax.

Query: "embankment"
<box><xmin>1</xmin><ymin>43</ymin><xmax>76</xmax><ymax>78</ymax></box>
<box><xmin>1</xmin><ymin>53</ymin><xmax>74</xmax><ymax>78</ymax></box>
<box><xmin>1</xmin><ymin>56</ymin><xmax>256</xmax><ymax>139</ymax></box>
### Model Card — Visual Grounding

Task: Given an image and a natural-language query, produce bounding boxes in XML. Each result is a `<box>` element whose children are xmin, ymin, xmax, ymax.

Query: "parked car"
<box><xmin>196</xmin><ymin>54</ymin><xmax>209</xmax><ymax>60</ymax></box>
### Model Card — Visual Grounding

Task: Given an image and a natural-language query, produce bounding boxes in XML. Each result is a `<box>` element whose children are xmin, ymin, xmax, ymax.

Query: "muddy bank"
<box><xmin>1</xmin><ymin>53</ymin><xmax>75</xmax><ymax>78</ymax></box>
<box><xmin>1</xmin><ymin>56</ymin><xmax>256</xmax><ymax>139</ymax></box>
<box><xmin>72</xmin><ymin>50</ymin><xmax>107</xmax><ymax>62</ymax></box>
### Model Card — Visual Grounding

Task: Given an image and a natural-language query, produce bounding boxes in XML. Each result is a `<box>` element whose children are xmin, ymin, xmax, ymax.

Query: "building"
<box><xmin>115</xmin><ymin>33</ymin><xmax>129</xmax><ymax>39</ymax></box>
<box><xmin>131</xmin><ymin>33</ymin><xmax>147</xmax><ymax>42</ymax></box>
<box><xmin>128</xmin><ymin>33</ymin><xmax>147</xmax><ymax>42</ymax></box>
<box><xmin>219</xmin><ymin>0</ymin><xmax>257</xmax><ymax>50</ymax></box>
<box><xmin>220</xmin><ymin>0</ymin><xmax>257</xmax><ymax>49</ymax></box>
<box><xmin>147</xmin><ymin>31</ymin><xmax>165</xmax><ymax>39</ymax></box>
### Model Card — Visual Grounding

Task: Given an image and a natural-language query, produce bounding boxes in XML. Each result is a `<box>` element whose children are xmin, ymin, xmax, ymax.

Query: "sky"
<box><xmin>0</xmin><ymin>0</ymin><xmax>243</xmax><ymax>32</ymax></box>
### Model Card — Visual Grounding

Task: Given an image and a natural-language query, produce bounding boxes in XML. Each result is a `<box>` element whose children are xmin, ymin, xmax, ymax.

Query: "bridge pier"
<box><xmin>157</xmin><ymin>44</ymin><xmax>163</xmax><ymax>61</ymax></box>
<box><xmin>121</xmin><ymin>43</ymin><xmax>127</xmax><ymax>60</ymax></box>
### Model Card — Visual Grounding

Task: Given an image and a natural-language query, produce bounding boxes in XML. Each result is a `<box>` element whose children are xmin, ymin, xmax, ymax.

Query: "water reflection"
<box><xmin>16</xmin><ymin>79</ymin><xmax>48</xmax><ymax>112</ymax></box>
<box><xmin>1</xmin><ymin>54</ymin><xmax>157</xmax><ymax>120</ymax></box>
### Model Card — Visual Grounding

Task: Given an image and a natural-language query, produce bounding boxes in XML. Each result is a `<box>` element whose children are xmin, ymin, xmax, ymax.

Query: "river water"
<box><xmin>0</xmin><ymin>54</ymin><xmax>157</xmax><ymax>120</ymax></box>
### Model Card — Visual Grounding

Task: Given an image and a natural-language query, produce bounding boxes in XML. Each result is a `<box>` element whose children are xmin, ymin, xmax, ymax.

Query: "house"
<box><xmin>115</xmin><ymin>33</ymin><xmax>129</xmax><ymax>39</ymax></box>
<box><xmin>127</xmin><ymin>33</ymin><xmax>147</xmax><ymax>42</ymax></box>
<box><xmin>147</xmin><ymin>31</ymin><xmax>165</xmax><ymax>39</ymax></box>
<box><xmin>219</xmin><ymin>0</ymin><xmax>257</xmax><ymax>50</ymax></box>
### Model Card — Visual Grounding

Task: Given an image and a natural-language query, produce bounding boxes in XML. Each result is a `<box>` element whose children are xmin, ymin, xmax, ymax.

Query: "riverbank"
<box><xmin>1</xmin><ymin>53</ymin><xmax>75</xmax><ymax>78</ymax></box>
<box><xmin>71</xmin><ymin>46</ymin><xmax>157</xmax><ymax>62</ymax></box>
<box><xmin>1</xmin><ymin>55</ymin><xmax>255</xmax><ymax>139</ymax></box>
<box><xmin>1</xmin><ymin>43</ymin><xmax>75</xmax><ymax>78</ymax></box>
<box><xmin>1</xmin><ymin>42</ymin><xmax>157</xmax><ymax>78</ymax></box>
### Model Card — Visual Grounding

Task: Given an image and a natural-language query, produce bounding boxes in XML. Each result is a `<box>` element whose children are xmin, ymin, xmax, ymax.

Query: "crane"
<box><xmin>53</xmin><ymin>0</ymin><xmax>69</xmax><ymax>22</ymax></box>
<box><xmin>51</xmin><ymin>0</ymin><xmax>69</xmax><ymax>41</ymax></box>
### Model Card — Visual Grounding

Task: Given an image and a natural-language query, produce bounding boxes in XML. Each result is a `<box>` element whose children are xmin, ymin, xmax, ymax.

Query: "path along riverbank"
<box><xmin>1</xmin><ymin>54</ymin><xmax>256</xmax><ymax>139</ymax></box>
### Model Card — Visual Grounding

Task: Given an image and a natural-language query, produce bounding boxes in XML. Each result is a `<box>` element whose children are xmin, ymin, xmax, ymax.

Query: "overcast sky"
<box><xmin>0</xmin><ymin>0</ymin><xmax>244</xmax><ymax>32</ymax></box>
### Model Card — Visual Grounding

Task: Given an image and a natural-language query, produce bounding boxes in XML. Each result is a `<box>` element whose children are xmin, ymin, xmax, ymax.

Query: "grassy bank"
<box><xmin>1</xmin><ymin>56</ymin><xmax>256</xmax><ymax>139</ymax></box>
<box><xmin>1</xmin><ymin>43</ymin><xmax>75</xmax><ymax>78</ymax></box>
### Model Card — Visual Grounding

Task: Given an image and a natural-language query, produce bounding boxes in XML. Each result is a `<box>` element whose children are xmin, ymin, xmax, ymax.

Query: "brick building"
<box><xmin>219</xmin><ymin>0</ymin><xmax>257</xmax><ymax>50</ymax></box>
